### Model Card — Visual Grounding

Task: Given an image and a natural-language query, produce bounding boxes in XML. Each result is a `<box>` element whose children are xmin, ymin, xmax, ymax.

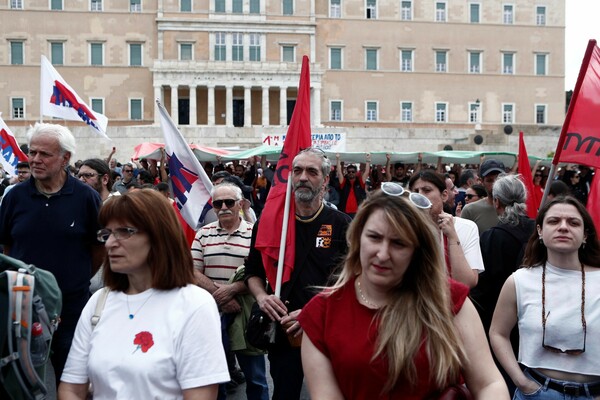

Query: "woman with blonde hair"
<box><xmin>298</xmin><ymin>186</ymin><xmax>508</xmax><ymax>399</ymax></box>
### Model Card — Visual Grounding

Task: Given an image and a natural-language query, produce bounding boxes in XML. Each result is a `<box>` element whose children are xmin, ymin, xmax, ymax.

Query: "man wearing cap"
<box><xmin>460</xmin><ymin>159</ymin><xmax>504</xmax><ymax>235</ymax></box>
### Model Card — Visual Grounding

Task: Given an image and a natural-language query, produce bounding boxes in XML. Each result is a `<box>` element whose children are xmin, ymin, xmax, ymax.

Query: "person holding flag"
<box><xmin>245</xmin><ymin>148</ymin><xmax>351</xmax><ymax>400</ymax></box>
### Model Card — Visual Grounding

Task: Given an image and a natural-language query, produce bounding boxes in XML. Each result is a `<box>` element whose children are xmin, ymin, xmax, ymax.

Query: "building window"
<box><xmin>401</xmin><ymin>49</ymin><xmax>413</xmax><ymax>72</ymax></box>
<box><xmin>215</xmin><ymin>33</ymin><xmax>226</xmax><ymax>61</ymax></box>
<box><xmin>130</xmin><ymin>0</ymin><xmax>141</xmax><ymax>12</ymax></box>
<box><xmin>535</xmin><ymin>53</ymin><xmax>547</xmax><ymax>76</ymax></box>
<box><xmin>401</xmin><ymin>102</ymin><xmax>412</xmax><ymax>122</ymax></box>
<box><xmin>330</xmin><ymin>47</ymin><xmax>342</xmax><ymax>70</ymax></box>
<box><xmin>232</xmin><ymin>33</ymin><xmax>243</xmax><ymax>61</ymax></box>
<box><xmin>11</xmin><ymin>0</ymin><xmax>23</xmax><ymax>9</ymax></box>
<box><xmin>502</xmin><ymin>103</ymin><xmax>514</xmax><ymax>124</ymax></box>
<box><xmin>129</xmin><ymin>43</ymin><xmax>142</xmax><ymax>66</ymax></box>
<box><xmin>536</xmin><ymin>104</ymin><xmax>546</xmax><ymax>124</ymax></box>
<box><xmin>90</xmin><ymin>98</ymin><xmax>104</xmax><ymax>115</ymax></box>
<box><xmin>366</xmin><ymin>101</ymin><xmax>378</xmax><ymax>121</ymax></box>
<box><xmin>11</xmin><ymin>98</ymin><xmax>25</xmax><ymax>119</ymax></box>
<box><xmin>180</xmin><ymin>43</ymin><xmax>193</xmax><ymax>61</ymax></box>
<box><xmin>232</xmin><ymin>0</ymin><xmax>243</xmax><ymax>13</ymax></box>
<box><xmin>536</xmin><ymin>5</ymin><xmax>546</xmax><ymax>25</ymax></box>
<box><xmin>90</xmin><ymin>42</ymin><xmax>103</xmax><ymax>65</ymax></box>
<box><xmin>502</xmin><ymin>52</ymin><xmax>514</xmax><ymax>74</ymax></box>
<box><xmin>435</xmin><ymin>1</ymin><xmax>446</xmax><ymax>22</ymax></box>
<box><xmin>435</xmin><ymin>50</ymin><xmax>447</xmax><ymax>72</ymax></box>
<box><xmin>51</xmin><ymin>0</ymin><xmax>62</xmax><ymax>10</ymax></box>
<box><xmin>282</xmin><ymin>45</ymin><xmax>295</xmax><ymax>62</ymax></box>
<box><xmin>50</xmin><ymin>42</ymin><xmax>64</xmax><ymax>65</ymax></box>
<box><xmin>470</xmin><ymin>3</ymin><xmax>480</xmax><ymax>23</ymax></box>
<box><xmin>250</xmin><ymin>0</ymin><xmax>260</xmax><ymax>13</ymax></box>
<box><xmin>503</xmin><ymin>4</ymin><xmax>513</xmax><ymax>24</ymax></box>
<box><xmin>215</xmin><ymin>0</ymin><xmax>225</xmax><ymax>12</ymax></box>
<box><xmin>249</xmin><ymin>34</ymin><xmax>261</xmax><ymax>61</ymax></box>
<box><xmin>366</xmin><ymin>0</ymin><xmax>376</xmax><ymax>19</ymax></box>
<box><xmin>282</xmin><ymin>0</ymin><xmax>293</xmax><ymax>15</ymax></box>
<box><xmin>10</xmin><ymin>41</ymin><xmax>24</xmax><ymax>65</ymax></box>
<box><xmin>469</xmin><ymin>51</ymin><xmax>481</xmax><ymax>73</ymax></box>
<box><xmin>469</xmin><ymin>102</ymin><xmax>480</xmax><ymax>123</ymax></box>
<box><xmin>330</xmin><ymin>0</ymin><xmax>341</xmax><ymax>18</ymax></box>
<box><xmin>435</xmin><ymin>102</ymin><xmax>447</xmax><ymax>122</ymax></box>
<box><xmin>130</xmin><ymin>99</ymin><xmax>143</xmax><ymax>120</ymax></box>
<box><xmin>330</xmin><ymin>100</ymin><xmax>342</xmax><ymax>121</ymax></box>
<box><xmin>401</xmin><ymin>1</ymin><xmax>412</xmax><ymax>20</ymax></box>
<box><xmin>366</xmin><ymin>48</ymin><xmax>378</xmax><ymax>71</ymax></box>
<box><xmin>181</xmin><ymin>0</ymin><xmax>191</xmax><ymax>12</ymax></box>
<box><xmin>90</xmin><ymin>0</ymin><xmax>102</xmax><ymax>11</ymax></box>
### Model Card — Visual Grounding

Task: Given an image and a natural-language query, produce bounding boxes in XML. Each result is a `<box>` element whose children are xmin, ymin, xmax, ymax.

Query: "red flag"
<box><xmin>255</xmin><ymin>56</ymin><xmax>312</xmax><ymax>293</ymax></box>
<box><xmin>518</xmin><ymin>132</ymin><xmax>538</xmax><ymax>218</ymax></box>
<box><xmin>588</xmin><ymin>172</ymin><xmax>600</xmax><ymax>233</ymax></box>
<box><xmin>553</xmin><ymin>40</ymin><xmax>600</xmax><ymax>168</ymax></box>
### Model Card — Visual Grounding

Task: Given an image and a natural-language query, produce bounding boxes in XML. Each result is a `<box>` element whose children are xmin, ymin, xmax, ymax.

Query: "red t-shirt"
<box><xmin>340</xmin><ymin>176</ymin><xmax>365</xmax><ymax>214</ymax></box>
<box><xmin>299</xmin><ymin>277</ymin><xmax>469</xmax><ymax>400</ymax></box>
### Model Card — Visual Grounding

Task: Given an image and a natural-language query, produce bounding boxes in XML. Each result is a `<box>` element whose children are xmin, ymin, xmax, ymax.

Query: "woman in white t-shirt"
<box><xmin>59</xmin><ymin>190</ymin><xmax>229</xmax><ymax>400</ymax></box>
<box><xmin>490</xmin><ymin>196</ymin><xmax>600</xmax><ymax>399</ymax></box>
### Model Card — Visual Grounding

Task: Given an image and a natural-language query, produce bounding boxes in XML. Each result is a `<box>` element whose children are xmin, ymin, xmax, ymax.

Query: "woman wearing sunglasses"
<box><xmin>299</xmin><ymin>189</ymin><xmax>509</xmax><ymax>399</ymax></box>
<box><xmin>490</xmin><ymin>196</ymin><xmax>600</xmax><ymax>399</ymax></box>
<box><xmin>59</xmin><ymin>190</ymin><xmax>229</xmax><ymax>400</ymax></box>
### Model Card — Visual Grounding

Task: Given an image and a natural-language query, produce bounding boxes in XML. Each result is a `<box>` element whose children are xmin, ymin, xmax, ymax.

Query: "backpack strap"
<box><xmin>91</xmin><ymin>288</ymin><xmax>110</xmax><ymax>329</ymax></box>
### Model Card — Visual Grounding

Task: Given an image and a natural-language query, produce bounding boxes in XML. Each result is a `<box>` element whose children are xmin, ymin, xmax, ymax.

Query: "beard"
<box><xmin>293</xmin><ymin>182</ymin><xmax>322</xmax><ymax>203</ymax></box>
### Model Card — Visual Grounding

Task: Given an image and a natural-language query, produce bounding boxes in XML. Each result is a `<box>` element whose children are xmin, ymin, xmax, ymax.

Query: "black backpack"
<box><xmin>0</xmin><ymin>254</ymin><xmax>62</xmax><ymax>400</ymax></box>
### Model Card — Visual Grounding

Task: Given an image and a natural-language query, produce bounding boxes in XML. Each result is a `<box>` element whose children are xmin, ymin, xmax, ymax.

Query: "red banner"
<box><xmin>518</xmin><ymin>132</ymin><xmax>538</xmax><ymax>218</ymax></box>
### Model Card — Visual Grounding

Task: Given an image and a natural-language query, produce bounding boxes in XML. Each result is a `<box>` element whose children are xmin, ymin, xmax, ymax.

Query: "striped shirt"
<box><xmin>191</xmin><ymin>219</ymin><xmax>254</xmax><ymax>284</ymax></box>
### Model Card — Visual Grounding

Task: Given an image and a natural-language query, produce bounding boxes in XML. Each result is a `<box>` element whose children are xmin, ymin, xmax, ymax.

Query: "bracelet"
<box><xmin>448</xmin><ymin>241</ymin><xmax>461</xmax><ymax>246</ymax></box>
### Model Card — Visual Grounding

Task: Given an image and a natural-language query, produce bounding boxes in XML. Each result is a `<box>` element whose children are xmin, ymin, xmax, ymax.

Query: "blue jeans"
<box><xmin>236</xmin><ymin>353</ymin><xmax>269</xmax><ymax>400</ymax></box>
<box><xmin>513</xmin><ymin>369</ymin><xmax>596</xmax><ymax>400</ymax></box>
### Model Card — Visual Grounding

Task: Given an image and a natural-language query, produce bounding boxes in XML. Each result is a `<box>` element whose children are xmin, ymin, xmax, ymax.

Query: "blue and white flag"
<box><xmin>157</xmin><ymin>100</ymin><xmax>213</xmax><ymax>230</ymax></box>
<box><xmin>0</xmin><ymin>114</ymin><xmax>28</xmax><ymax>176</ymax></box>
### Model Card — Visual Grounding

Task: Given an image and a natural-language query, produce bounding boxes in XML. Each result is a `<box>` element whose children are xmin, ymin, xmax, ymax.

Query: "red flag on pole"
<box><xmin>518</xmin><ymin>132</ymin><xmax>538</xmax><ymax>218</ymax></box>
<box><xmin>588</xmin><ymin>173</ymin><xmax>600</xmax><ymax>233</ymax></box>
<box><xmin>255</xmin><ymin>56</ymin><xmax>312</xmax><ymax>293</ymax></box>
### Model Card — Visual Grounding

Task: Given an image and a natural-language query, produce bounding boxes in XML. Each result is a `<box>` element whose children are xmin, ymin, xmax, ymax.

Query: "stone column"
<box><xmin>189</xmin><ymin>85</ymin><xmax>197</xmax><ymax>125</ymax></box>
<box><xmin>207</xmin><ymin>85</ymin><xmax>215</xmax><ymax>126</ymax></box>
<box><xmin>153</xmin><ymin>85</ymin><xmax>162</xmax><ymax>125</ymax></box>
<box><xmin>244</xmin><ymin>86</ymin><xmax>252</xmax><ymax>127</ymax></box>
<box><xmin>170</xmin><ymin>86</ymin><xmax>179</xmax><ymax>125</ymax></box>
<box><xmin>312</xmin><ymin>86</ymin><xmax>321</xmax><ymax>126</ymax></box>
<box><xmin>226</xmin><ymin>85</ymin><xmax>233</xmax><ymax>127</ymax></box>
<box><xmin>261</xmin><ymin>86</ymin><xmax>269</xmax><ymax>126</ymax></box>
<box><xmin>279</xmin><ymin>87</ymin><xmax>287</xmax><ymax>126</ymax></box>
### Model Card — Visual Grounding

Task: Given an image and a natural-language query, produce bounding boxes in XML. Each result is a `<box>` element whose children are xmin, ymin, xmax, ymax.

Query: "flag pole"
<box><xmin>274</xmin><ymin>175</ymin><xmax>293</xmax><ymax>298</ymax></box>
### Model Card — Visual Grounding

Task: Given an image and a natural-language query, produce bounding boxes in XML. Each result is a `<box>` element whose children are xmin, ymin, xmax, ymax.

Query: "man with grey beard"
<box><xmin>245</xmin><ymin>147</ymin><xmax>352</xmax><ymax>400</ymax></box>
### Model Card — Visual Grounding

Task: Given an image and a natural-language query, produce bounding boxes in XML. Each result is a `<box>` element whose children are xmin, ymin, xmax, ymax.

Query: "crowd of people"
<box><xmin>0</xmin><ymin>122</ymin><xmax>598</xmax><ymax>400</ymax></box>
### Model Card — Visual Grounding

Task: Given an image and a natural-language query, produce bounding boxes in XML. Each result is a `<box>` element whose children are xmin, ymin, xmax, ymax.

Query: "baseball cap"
<box><xmin>479</xmin><ymin>159</ymin><xmax>505</xmax><ymax>177</ymax></box>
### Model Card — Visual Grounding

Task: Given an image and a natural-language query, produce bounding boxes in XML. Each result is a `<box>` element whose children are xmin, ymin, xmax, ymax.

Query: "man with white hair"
<box><xmin>0</xmin><ymin>123</ymin><xmax>104</xmax><ymax>385</ymax></box>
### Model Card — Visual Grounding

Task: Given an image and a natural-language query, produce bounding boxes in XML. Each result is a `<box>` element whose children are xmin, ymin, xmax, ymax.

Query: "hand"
<box><xmin>241</xmin><ymin>198</ymin><xmax>251</xmax><ymax>211</ymax></box>
<box><xmin>386</xmin><ymin>153</ymin><xmax>391</xmax><ymax>161</ymax></box>
<box><xmin>212</xmin><ymin>283</ymin><xmax>236</xmax><ymax>305</ymax></box>
<box><xmin>517</xmin><ymin>378</ymin><xmax>541</xmax><ymax>395</ymax></box>
<box><xmin>221</xmin><ymin>298</ymin><xmax>241</xmax><ymax>314</ymax></box>
<box><xmin>336</xmin><ymin>153</ymin><xmax>340</xmax><ymax>160</ymax></box>
<box><xmin>366</xmin><ymin>153</ymin><xmax>371</xmax><ymax>163</ymax></box>
<box><xmin>257</xmin><ymin>293</ymin><xmax>288</xmax><ymax>322</ymax></box>
<box><xmin>280</xmin><ymin>309</ymin><xmax>303</xmax><ymax>337</ymax></box>
<box><xmin>455</xmin><ymin>202</ymin><xmax>463</xmax><ymax>217</ymax></box>
<box><xmin>437</xmin><ymin>211</ymin><xmax>458</xmax><ymax>239</ymax></box>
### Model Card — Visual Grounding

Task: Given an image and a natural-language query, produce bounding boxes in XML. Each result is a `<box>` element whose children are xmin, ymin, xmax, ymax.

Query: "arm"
<box><xmin>247</xmin><ymin>276</ymin><xmax>287</xmax><ymax>322</ymax></box>
<box><xmin>361</xmin><ymin>153</ymin><xmax>371</xmax><ymax>183</ymax></box>
<box><xmin>436</xmin><ymin>157</ymin><xmax>444</xmax><ymax>173</ymax></box>
<box><xmin>490</xmin><ymin>276</ymin><xmax>541</xmax><ymax>395</ymax></box>
<box><xmin>455</xmin><ymin>299</ymin><xmax>510</xmax><ymax>399</ymax></box>
<box><xmin>183</xmin><ymin>385</ymin><xmax>218</xmax><ymax>400</ymax></box>
<box><xmin>531</xmin><ymin>160</ymin><xmax>541</xmax><ymax>177</ymax></box>
<box><xmin>148</xmin><ymin>159</ymin><xmax>158</xmax><ymax>178</ymax></box>
<box><xmin>335</xmin><ymin>153</ymin><xmax>345</xmax><ymax>186</ymax></box>
<box><xmin>57</xmin><ymin>383</ymin><xmax>88</xmax><ymax>400</ymax></box>
<box><xmin>212</xmin><ymin>281</ymin><xmax>247</xmax><ymax>305</ymax></box>
<box><xmin>159</xmin><ymin>149</ymin><xmax>168</xmax><ymax>182</ymax></box>
<box><xmin>385</xmin><ymin>153</ymin><xmax>392</xmax><ymax>182</ymax></box>
<box><xmin>105</xmin><ymin>147</ymin><xmax>116</xmax><ymax>165</ymax></box>
<box><xmin>439</xmin><ymin>213</ymin><xmax>478</xmax><ymax>288</ymax></box>
<box><xmin>301</xmin><ymin>334</ymin><xmax>345</xmax><ymax>400</ymax></box>
<box><xmin>414</xmin><ymin>153</ymin><xmax>423</xmax><ymax>174</ymax></box>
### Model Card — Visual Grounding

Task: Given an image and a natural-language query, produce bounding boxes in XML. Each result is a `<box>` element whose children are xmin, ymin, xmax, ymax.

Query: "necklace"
<box><xmin>356</xmin><ymin>278</ymin><xmax>381</xmax><ymax>309</ymax></box>
<box><xmin>126</xmin><ymin>290</ymin><xmax>155</xmax><ymax>320</ymax></box>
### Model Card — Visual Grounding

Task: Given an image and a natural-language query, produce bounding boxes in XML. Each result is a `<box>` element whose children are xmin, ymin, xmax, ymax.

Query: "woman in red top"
<box><xmin>299</xmin><ymin>187</ymin><xmax>508</xmax><ymax>399</ymax></box>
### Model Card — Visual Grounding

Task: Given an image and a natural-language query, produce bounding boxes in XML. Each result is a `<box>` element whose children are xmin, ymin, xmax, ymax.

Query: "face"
<box><xmin>213</xmin><ymin>186</ymin><xmax>242</xmax><ymax>225</ymax></box>
<box><xmin>395</xmin><ymin>166</ymin><xmax>405</xmax><ymax>177</ymax></box>
<box><xmin>109</xmin><ymin>158</ymin><xmax>116</xmax><ymax>168</ymax></box>
<box><xmin>538</xmin><ymin>203</ymin><xmax>586</xmax><ymax>254</ymax></box>
<box><xmin>292</xmin><ymin>153</ymin><xmax>328</xmax><ymax>203</ymax></box>
<box><xmin>105</xmin><ymin>220</ymin><xmax>151</xmax><ymax>277</ymax></box>
<box><xmin>360</xmin><ymin>209</ymin><xmax>415</xmax><ymax>292</ymax></box>
<box><xmin>28</xmin><ymin>134</ymin><xmax>70</xmax><ymax>182</ymax></box>
<box><xmin>77</xmin><ymin>165</ymin><xmax>103</xmax><ymax>193</ymax></box>
<box><xmin>346</xmin><ymin>167</ymin><xmax>357</xmax><ymax>179</ymax></box>
<box><xmin>234</xmin><ymin>165</ymin><xmax>245</xmax><ymax>177</ymax></box>
<box><xmin>465</xmin><ymin>188</ymin><xmax>480</xmax><ymax>204</ymax></box>
<box><xmin>534</xmin><ymin>171</ymin><xmax>543</xmax><ymax>183</ymax></box>
<box><xmin>571</xmin><ymin>173</ymin><xmax>581</xmax><ymax>185</ymax></box>
<box><xmin>16</xmin><ymin>167</ymin><xmax>31</xmax><ymax>182</ymax></box>
<box><xmin>122</xmin><ymin>165</ymin><xmax>134</xmax><ymax>182</ymax></box>
<box><xmin>482</xmin><ymin>172</ymin><xmax>499</xmax><ymax>195</ymax></box>
<box><xmin>445</xmin><ymin>178</ymin><xmax>458</xmax><ymax>207</ymax></box>
<box><xmin>410</xmin><ymin>178</ymin><xmax>447</xmax><ymax>219</ymax></box>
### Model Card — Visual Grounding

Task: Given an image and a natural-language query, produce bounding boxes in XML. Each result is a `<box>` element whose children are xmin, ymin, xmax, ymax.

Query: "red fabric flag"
<box><xmin>518</xmin><ymin>132</ymin><xmax>538</xmax><ymax>218</ymax></box>
<box><xmin>553</xmin><ymin>40</ymin><xmax>600</xmax><ymax>168</ymax></box>
<box><xmin>588</xmin><ymin>172</ymin><xmax>600</xmax><ymax>233</ymax></box>
<box><xmin>255</xmin><ymin>56</ymin><xmax>312</xmax><ymax>293</ymax></box>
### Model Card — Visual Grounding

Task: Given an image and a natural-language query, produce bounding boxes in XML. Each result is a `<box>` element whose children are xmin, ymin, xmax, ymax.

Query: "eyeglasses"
<box><xmin>535</xmin><ymin>174</ymin><xmax>543</xmax><ymax>178</ymax></box>
<box><xmin>465</xmin><ymin>194</ymin><xmax>479</xmax><ymax>199</ymax></box>
<box><xmin>346</xmin><ymin>170</ymin><xmax>357</xmax><ymax>174</ymax></box>
<box><xmin>97</xmin><ymin>227</ymin><xmax>139</xmax><ymax>243</ymax></box>
<box><xmin>541</xmin><ymin>263</ymin><xmax>586</xmax><ymax>355</ymax></box>
<box><xmin>123</xmin><ymin>169</ymin><xmax>133</xmax><ymax>173</ymax></box>
<box><xmin>380</xmin><ymin>182</ymin><xmax>432</xmax><ymax>209</ymax></box>
<box><xmin>212</xmin><ymin>199</ymin><xmax>237</xmax><ymax>209</ymax></box>
<box><xmin>17</xmin><ymin>170</ymin><xmax>30</xmax><ymax>175</ymax></box>
<box><xmin>77</xmin><ymin>172</ymin><xmax>98</xmax><ymax>179</ymax></box>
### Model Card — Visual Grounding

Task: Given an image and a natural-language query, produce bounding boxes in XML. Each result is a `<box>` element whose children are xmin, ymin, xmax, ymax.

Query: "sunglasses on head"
<box><xmin>213</xmin><ymin>199</ymin><xmax>237</xmax><ymax>209</ymax></box>
<box><xmin>380</xmin><ymin>182</ymin><xmax>432</xmax><ymax>209</ymax></box>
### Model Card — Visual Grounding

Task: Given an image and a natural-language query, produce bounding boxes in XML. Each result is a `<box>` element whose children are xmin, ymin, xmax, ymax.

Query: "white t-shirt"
<box><xmin>61</xmin><ymin>285</ymin><xmax>230</xmax><ymax>400</ymax></box>
<box><xmin>454</xmin><ymin>216</ymin><xmax>485</xmax><ymax>272</ymax></box>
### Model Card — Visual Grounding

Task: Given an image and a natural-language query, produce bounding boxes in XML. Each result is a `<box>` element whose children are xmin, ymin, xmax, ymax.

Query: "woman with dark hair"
<box><xmin>59</xmin><ymin>190</ymin><xmax>229</xmax><ymax>400</ymax></box>
<box><xmin>561</xmin><ymin>170</ymin><xmax>588</xmax><ymax>205</ymax></box>
<box><xmin>299</xmin><ymin>187</ymin><xmax>508</xmax><ymax>399</ymax></box>
<box><xmin>466</xmin><ymin>184</ymin><xmax>487</xmax><ymax>205</ymax></box>
<box><xmin>490</xmin><ymin>196</ymin><xmax>600</xmax><ymax>399</ymax></box>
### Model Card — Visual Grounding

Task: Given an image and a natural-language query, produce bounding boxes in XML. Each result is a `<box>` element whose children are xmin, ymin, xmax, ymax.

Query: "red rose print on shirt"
<box><xmin>133</xmin><ymin>331</ymin><xmax>154</xmax><ymax>354</ymax></box>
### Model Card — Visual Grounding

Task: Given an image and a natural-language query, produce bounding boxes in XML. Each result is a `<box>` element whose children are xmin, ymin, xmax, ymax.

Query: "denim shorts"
<box><xmin>513</xmin><ymin>369</ymin><xmax>597</xmax><ymax>400</ymax></box>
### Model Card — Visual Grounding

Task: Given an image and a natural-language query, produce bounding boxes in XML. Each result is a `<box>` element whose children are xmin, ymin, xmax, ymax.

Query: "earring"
<box><xmin>582</xmin><ymin>240</ymin><xmax>587</xmax><ymax>250</ymax></box>
<box><xmin>539</xmin><ymin>236</ymin><xmax>544</xmax><ymax>244</ymax></box>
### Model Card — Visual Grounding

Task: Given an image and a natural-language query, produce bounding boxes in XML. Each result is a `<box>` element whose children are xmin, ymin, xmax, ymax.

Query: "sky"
<box><xmin>565</xmin><ymin>1</ymin><xmax>600</xmax><ymax>90</ymax></box>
